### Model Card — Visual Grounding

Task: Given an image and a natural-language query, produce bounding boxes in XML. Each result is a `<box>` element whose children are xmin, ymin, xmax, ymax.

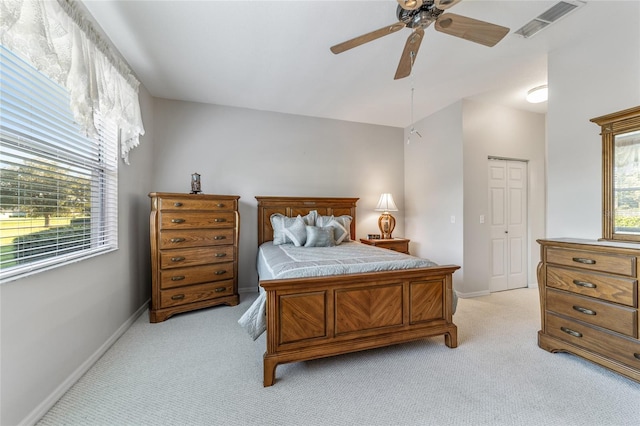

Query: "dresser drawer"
<box><xmin>158</xmin><ymin>197</ymin><xmax>237</xmax><ymax>211</ymax></box>
<box><xmin>546</xmin><ymin>312</ymin><xmax>640</xmax><ymax>370</ymax></box>
<box><xmin>160</xmin><ymin>280</ymin><xmax>235</xmax><ymax>308</ymax></box>
<box><xmin>160</xmin><ymin>212</ymin><xmax>236</xmax><ymax>229</ymax></box>
<box><xmin>160</xmin><ymin>246</ymin><xmax>234</xmax><ymax>269</ymax></box>
<box><xmin>546</xmin><ymin>266</ymin><xmax>637</xmax><ymax>307</ymax></box>
<box><xmin>160</xmin><ymin>262</ymin><xmax>235</xmax><ymax>289</ymax></box>
<box><xmin>546</xmin><ymin>288</ymin><xmax>637</xmax><ymax>337</ymax></box>
<box><xmin>546</xmin><ymin>247</ymin><xmax>636</xmax><ymax>276</ymax></box>
<box><xmin>159</xmin><ymin>229</ymin><xmax>234</xmax><ymax>249</ymax></box>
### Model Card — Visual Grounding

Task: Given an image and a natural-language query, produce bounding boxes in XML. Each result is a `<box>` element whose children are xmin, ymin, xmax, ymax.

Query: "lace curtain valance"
<box><xmin>0</xmin><ymin>0</ymin><xmax>145</xmax><ymax>164</ymax></box>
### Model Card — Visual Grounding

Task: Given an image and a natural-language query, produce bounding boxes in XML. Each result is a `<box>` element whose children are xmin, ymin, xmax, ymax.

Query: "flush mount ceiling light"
<box><xmin>515</xmin><ymin>1</ymin><xmax>585</xmax><ymax>38</ymax></box>
<box><xmin>526</xmin><ymin>85</ymin><xmax>548</xmax><ymax>103</ymax></box>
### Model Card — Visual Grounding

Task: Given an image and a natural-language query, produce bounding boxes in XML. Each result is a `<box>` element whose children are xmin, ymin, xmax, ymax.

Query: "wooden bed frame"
<box><xmin>256</xmin><ymin>196</ymin><xmax>460</xmax><ymax>386</ymax></box>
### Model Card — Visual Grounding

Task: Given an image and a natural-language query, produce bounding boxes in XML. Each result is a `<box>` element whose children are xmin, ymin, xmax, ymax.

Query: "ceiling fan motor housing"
<box><xmin>397</xmin><ymin>3</ymin><xmax>444</xmax><ymax>29</ymax></box>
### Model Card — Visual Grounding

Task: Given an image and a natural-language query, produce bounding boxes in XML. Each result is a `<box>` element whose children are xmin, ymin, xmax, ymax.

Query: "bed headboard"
<box><xmin>256</xmin><ymin>196</ymin><xmax>359</xmax><ymax>246</ymax></box>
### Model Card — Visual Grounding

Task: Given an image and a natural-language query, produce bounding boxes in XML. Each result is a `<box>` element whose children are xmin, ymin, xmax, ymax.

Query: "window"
<box><xmin>0</xmin><ymin>46</ymin><xmax>118</xmax><ymax>282</ymax></box>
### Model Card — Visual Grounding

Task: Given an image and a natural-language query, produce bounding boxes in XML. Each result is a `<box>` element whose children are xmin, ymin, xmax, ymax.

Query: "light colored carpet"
<box><xmin>37</xmin><ymin>288</ymin><xmax>640</xmax><ymax>426</ymax></box>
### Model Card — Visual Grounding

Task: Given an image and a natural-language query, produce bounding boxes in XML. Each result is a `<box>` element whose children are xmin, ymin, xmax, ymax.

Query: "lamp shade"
<box><xmin>375</xmin><ymin>193</ymin><xmax>398</xmax><ymax>212</ymax></box>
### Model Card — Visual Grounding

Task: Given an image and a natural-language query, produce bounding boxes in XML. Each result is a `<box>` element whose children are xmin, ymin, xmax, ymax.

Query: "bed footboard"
<box><xmin>260</xmin><ymin>265</ymin><xmax>459</xmax><ymax>386</ymax></box>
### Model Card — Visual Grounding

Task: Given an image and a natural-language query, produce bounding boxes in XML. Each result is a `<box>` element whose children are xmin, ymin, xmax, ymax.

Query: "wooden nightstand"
<box><xmin>360</xmin><ymin>238</ymin><xmax>410</xmax><ymax>254</ymax></box>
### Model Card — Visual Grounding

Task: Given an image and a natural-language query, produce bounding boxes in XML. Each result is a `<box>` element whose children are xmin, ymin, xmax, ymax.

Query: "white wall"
<box><xmin>1</xmin><ymin>86</ymin><xmax>155</xmax><ymax>426</ymax></box>
<box><xmin>404</xmin><ymin>102</ymin><xmax>465</xmax><ymax>289</ymax></box>
<box><xmin>404</xmin><ymin>100</ymin><xmax>546</xmax><ymax>297</ymax></box>
<box><xmin>462</xmin><ymin>101</ymin><xmax>546</xmax><ymax>296</ymax></box>
<box><xmin>546</xmin><ymin>2</ymin><xmax>640</xmax><ymax>238</ymax></box>
<box><xmin>150</xmin><ymin>99</ymin><xmax>405</xmax><ymax>292</ymax></box>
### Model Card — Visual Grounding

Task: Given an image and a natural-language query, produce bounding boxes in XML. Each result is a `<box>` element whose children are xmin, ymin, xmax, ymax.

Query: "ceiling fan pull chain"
<box><xmin>408</xmin><ymin>51</ymin><xmax>422</xmax><ymax>144</ymax></box>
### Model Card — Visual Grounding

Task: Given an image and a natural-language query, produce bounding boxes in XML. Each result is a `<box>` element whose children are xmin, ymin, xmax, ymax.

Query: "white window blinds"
<box><xmin>0</xmin><ymin>45</ymin><xmax>118</xmax><ymax>282</ymax></box>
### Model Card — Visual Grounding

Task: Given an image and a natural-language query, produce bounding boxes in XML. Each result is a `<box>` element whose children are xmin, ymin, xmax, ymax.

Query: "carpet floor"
<box><xmin>37</xmin><ymin>288</ymin><xmax>640</xmax><ymax>425</ymax></box>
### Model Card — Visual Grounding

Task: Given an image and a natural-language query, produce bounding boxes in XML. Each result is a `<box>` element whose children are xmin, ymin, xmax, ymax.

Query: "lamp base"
<box><xmin>378</xmin><ymin>213</ymin><xmax>396</xmax><ymax>239</ymax></box>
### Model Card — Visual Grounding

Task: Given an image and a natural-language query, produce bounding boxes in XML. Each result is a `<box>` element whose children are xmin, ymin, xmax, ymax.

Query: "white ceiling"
<box><xmin>82</xmin><ymin>0</ymin><xmax>603</xmax><ymax>128</ymax></box>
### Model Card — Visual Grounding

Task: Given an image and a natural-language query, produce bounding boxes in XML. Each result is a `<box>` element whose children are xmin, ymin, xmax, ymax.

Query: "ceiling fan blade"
<box><xmin>434</xmin><ymin>13</ymin><xmax>509</xmax><ymax>47</ymax></box>
<box><xmin>330</xmin><ymin>22</ymin><xmax>406</xmax><ymax>54</ymax></box>
<box><xmin>434</xmin><ymin>0</ymin><xmax>463</xmax><ymax>10</ymax></box>
<box><xmin>394</xmin><ymin>28</ymin><xmax>425</xmax><ymax>80</ymax></box>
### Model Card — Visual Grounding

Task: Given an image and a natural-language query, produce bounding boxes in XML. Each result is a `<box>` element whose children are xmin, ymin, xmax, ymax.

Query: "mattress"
<box><xmin>239</xmin><ymin>241</ymin><xmax>449</xmax><ymax>340</ymax></box>
<box><xmin>257</xmin><ymin>240</ymin><xmax>437</xmax><ymax>280</ymax></box>
<box><xmin>238</xmin><ymin>241</ymin><xmax>458</xmax><ymax>340</ymax></box>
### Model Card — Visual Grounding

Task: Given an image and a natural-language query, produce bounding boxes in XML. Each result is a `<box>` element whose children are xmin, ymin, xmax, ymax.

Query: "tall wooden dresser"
<box><xmin>149</xmin><ymin>193</ymin><xmax>240</xmax><ymax>322</ymax></box>
<box><xmin>537</xmin><ymin>238</ymin><xmax>640</xmax><ymax>382</ymax></box>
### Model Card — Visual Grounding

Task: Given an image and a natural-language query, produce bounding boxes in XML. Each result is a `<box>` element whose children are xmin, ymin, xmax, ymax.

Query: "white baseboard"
<box><xmin>19</xmin><ymin>301</ymin><xmax>149</xmax><ymax>426</ymax></box>
<box><xmin>456</xmin><ymin>290</ymin><xmax>491</xmax><ymax>298</ymax></box>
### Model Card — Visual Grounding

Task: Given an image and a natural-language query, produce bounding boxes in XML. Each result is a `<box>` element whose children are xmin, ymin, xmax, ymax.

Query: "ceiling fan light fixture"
<box><xmin>526</xmin><ymin>84</ymin><xmax>548</xmax><ymax>103</ymax></box>
<box><xmin>397</xmin><ymin>0</ymin><xmax>423</xmax><ymax>11</ymax></box>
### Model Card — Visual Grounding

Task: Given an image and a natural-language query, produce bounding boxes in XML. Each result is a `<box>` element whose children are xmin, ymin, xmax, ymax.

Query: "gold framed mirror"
<box><xmin>591</xmin><ymin>106</ymin><xmax>640</xmax><ymax>241</ymax></box>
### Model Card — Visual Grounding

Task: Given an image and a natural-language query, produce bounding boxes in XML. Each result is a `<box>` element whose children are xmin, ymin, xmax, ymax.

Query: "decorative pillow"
<box><xmin>316</xmin><ymin>215</ymin><xmax>352</xmax><ymax>244</ymax></box>
<box><xmin>282</xmin><ymin>216</ymin><xmax>307</xmax><ymax>247</ymax></box>
<box><xmin>303</xmin><ymin>210</ymin><xmax>318</xmax><ymax>226</ymax></box>
<box><xmin>304</xmin><ymin>225</ymin><xmax>336</xmax><ymax>247</ymax></box>
<box><xmin>271</xmin><ymin>211</ymin><xmax>317</xmax><ymax>245</ymax></box>
<box><xmin>315</xmin><ymin>215</ymin><xmax>334</xmax><ymax>228</ymax></box>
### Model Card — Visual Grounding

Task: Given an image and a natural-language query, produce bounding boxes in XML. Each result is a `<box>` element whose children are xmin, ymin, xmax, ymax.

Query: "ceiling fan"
<box><xmin>330</xmin><ymin>0</ymin><xmax>510</xmax><ymax>80</ymax></box>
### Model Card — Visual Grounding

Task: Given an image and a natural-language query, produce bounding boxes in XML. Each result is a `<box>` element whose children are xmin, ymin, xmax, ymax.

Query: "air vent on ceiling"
<box><xmin>515</xmin><ymin>1</ymin><xmax>586</xmax><ymax>38</ymax></box>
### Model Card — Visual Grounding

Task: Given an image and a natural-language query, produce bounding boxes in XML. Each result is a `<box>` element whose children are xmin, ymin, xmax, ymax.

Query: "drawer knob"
<box><xmin>572</xmin><ymin>257</ymin><xmax>596</xmax><ymax>265</ymax></box>
<box><xmin>216</xmin><ymin>203</ymin><xmax>225</xmax><ymax>208</ymax></box>
<box><xmin>214</xmin><ymin>218</ymin><xmax>227</xmax><ymax>223</ymax></box>
<box><xmin>214</xmin><ymin>236</ymin><xmax>226</xmax><ymax>240</ymax></box>
<box><xmin>215</xmin><ymin>253</ymin><xmax>227</xmax><ymax>258</ymax></box>
<box><xmin>171</xmin><ymin>276</ymin><xmax>185</xmax><ymax>281</ymax></box>
<box><xmin>214</xmin><ymin>287</ymin><xmax>226</xmax><ymax>293</ymax></box>
<box><xmin>171</xmin><ymin>218</ymin><xmax>186</xmax><ymax>223</ymax></box>
<box><xmin>171</xmin><ymin>294</ymin><xmax>185</xmax><ymax>300</ymax></box>
<box><xmin>174</xmin><ymin>202</ymin><xmax>183</xmax><ymax>207</ymax></box>
<box><xmin>170</xmin><ymin>238</ymin><xmax>186</xmax><ymax>243</ymax></box>
<box><xmin>560</xmin><ymin>326</ymin><xmax>583</xmax><ymax>338</ymax></box>
<box><xmin>572</xmin><ymin>305</ymin><xmax>596</xmax><ymax>316</ymax></box>
<box><xmin>634</xmin><ymin>353</ymin><xmax>640</xmax><ymax>360</ymax></box>
<box><xmin>214</xmin><ymin>270</ymin><xmax>227</xmax><ymax>275</ymax></box>
<box><xmin>573</xmin><ymin>279</ymin><xmax>597</xmax><ymax>289</ymax></box>
<box><xmin>171</xmin><ymin>256</ymin><xmax>185</xmax><ymax>262</ymax></box>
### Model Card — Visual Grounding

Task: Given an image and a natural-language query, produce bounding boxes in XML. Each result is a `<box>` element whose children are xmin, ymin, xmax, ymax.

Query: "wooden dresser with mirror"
<box><xmin>537</xmin><ymin>106</ymin><xmax>640</xmax><ymax>383</ymax></box>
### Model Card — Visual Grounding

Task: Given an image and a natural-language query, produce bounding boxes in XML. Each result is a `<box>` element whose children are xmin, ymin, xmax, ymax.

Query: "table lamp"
<box><xmin>375</xmin><ymin>193</ymin><xmax>398</xmax><ymax>239</ymax></box>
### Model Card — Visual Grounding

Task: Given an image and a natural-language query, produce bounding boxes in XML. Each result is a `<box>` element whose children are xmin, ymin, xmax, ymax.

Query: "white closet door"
<box><xmin>489</xmin><ymin>159</ymin><xmax>528</xmax><ymax>292</ymax></box>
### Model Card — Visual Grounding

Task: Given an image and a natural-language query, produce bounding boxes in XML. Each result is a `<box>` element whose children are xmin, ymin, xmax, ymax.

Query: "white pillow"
<box><xmin>283</xmin><ymin>216</ymin><xmax>307</xmax><ymax>246</ymax></box>
<box><xmin>316</xmin><ymin>215</ymin><xmax>352</xmax><ymax>244</ymax></box>
<box><xmin>304</xmin><ymin>225</ymin><xmax>336</xmax><ymax>247</ymax></box>
<box><xmin>271</xmin><ymin>211</ymin><xmax>317</xmax><ymax>245</ymax></box>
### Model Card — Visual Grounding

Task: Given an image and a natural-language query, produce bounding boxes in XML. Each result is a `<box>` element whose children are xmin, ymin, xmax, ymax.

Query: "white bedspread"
<box><xmin>258</xmin><ymin>241</ymin><xmax>437</xmax><ymax>280</ymax></box>
<box><xmin>238</xmin><ymin>241</ymin><xmax>441</xmax><ymax>340</ymax></box>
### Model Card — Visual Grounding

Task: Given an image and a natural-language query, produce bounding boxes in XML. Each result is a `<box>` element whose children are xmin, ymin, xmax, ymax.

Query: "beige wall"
<box><xmin>404</xmin><ymin>102</ymin><xmax>465</xmax><ymax>289</ymax></box>
<box><xmin>404</xmin><ymin>100</ymin><xmax>545</xmax><ymax>297</ymax></box>
<box><xmin>462</xmin><ymin>101</ymin><xmax>546</xmax><ymax>296</ymax></box>
<box><xmin>1</xmin><ymin>86</ymin><xmax>155</xmax><ymax>426</ymax></box>
<box><xmin>150</xmin><ymin>99</ymin><xmax>405</xmax><ymax>292</ymax></box>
